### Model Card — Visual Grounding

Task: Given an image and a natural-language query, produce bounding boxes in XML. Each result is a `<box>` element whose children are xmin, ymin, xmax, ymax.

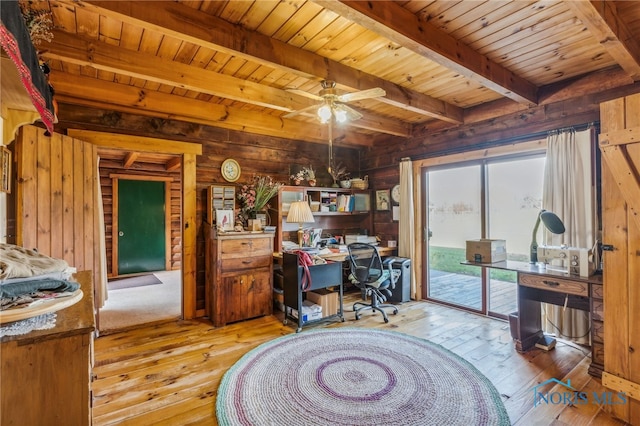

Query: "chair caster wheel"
<box><xmin>384</xmin><ymin>318</ymin><xmax>389</xmax><ymax>323</ymax></box>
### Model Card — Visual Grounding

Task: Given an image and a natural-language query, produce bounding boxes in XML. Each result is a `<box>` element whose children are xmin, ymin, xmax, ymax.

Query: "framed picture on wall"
<box><xmin>376</xmin><ymin>189</ymin><xmax>390</xmax><ymax>211</ymax></box>
<box><xmin>1</xmin><ymin>146</ymin><xmax>11</xmax><ymax>193</ymax></box>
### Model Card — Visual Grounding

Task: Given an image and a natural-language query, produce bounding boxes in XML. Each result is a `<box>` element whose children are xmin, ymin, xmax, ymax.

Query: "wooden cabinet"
<box><xmin>269</xmin><ymin>185</ymin><xmax>372</xmax><ymax>252</ymax></box>
<box><xmin>1</xmin><ymin>271</ymin><xmax>95</xmax><ymax>426</ymax></box>
<box><xmin>205</xmin><ymin>227</ymin><xmax>274</xmax><ymax>327</ymax></box>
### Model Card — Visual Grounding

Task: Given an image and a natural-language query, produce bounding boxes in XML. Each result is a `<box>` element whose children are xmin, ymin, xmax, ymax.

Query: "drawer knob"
<box><xmin>543</xmin><ymin>280</ymin><xmax>559</xmax><ymax>287</ymax></box>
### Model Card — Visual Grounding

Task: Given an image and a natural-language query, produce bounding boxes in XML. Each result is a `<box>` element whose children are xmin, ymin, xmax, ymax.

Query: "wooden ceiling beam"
<box><xmin>318</xmin><ymin>0</ymin><xmax>539</xmax><ymax>106</ymax></box>
<box><xmin>566</xmin><ymin>1</ymin><xmax>640</xmax><ymax>81</ymax></box>
<box><xmin>50</xmin><ymin>0</ymin><xmax>462</xmax><ymax>124</ymax></box>
<box><xmin>122</xmin><ymin>151</ymin><xmax>139</xmax><ymax>168</ymax></box>
<box><xmin>42</xmin><ymin>31</ymin><xmax>407</xmax><ymax>137</ymax></box>
<box><xmin>165</xmin><ymin>157</ymin><xmax>181</xmax><ymax>172</ymax></box>
<box><xmin>51</xmin><ymin>72</ymin><xmax>375</xmax><ymax>147</ymax></box>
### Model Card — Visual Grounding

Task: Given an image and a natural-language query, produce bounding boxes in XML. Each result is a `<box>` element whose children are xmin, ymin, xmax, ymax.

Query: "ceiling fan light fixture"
<box><xmin>334</xmin><ymin>107</ymin><xmax>347</xmax><ymax>123</ymax></box>
<box><xmin>317</xmin><ymin>104</ymin><xmax>332</xmax><ymax>123</ymax></box>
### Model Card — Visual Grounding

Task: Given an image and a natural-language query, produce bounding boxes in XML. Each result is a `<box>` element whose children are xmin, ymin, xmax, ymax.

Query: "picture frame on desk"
<box><xmin>376</xmin><ymin>189</ymin><xmax>390</xmax><ymax>211</ymax></box>
<box><xmin>215</xmin><ymin>209</ymin><xmax>234</xmax><ymax>231</ymax></box>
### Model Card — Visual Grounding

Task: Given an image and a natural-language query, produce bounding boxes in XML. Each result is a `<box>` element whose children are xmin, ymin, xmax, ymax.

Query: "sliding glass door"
<box><xmin>486</xmin><ymin>156</ymin><xmax>545</xmax><ymax>317</ymax></box>
<box><xmin>424</xmin><ymin>154</ymin><xmax>545</xmax><ymax>318</ymax></box>
<box><xmin>426</xmin><ymin>164</ymin><xmax>484</xmax><ymax>312</ymax></box>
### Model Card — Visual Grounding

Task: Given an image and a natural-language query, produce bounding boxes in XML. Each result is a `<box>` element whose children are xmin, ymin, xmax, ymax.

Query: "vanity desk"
<box><xmin>465</xmin><ymin>260</ymin><xmax>603</xmax><ymax>377</ymax></box>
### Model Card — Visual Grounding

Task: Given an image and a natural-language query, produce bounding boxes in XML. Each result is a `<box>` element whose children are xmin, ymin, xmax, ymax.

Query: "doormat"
<box><xmin>107</xmin><ymin>274</ymin><xmax>162</xmax><ymax>290</ymax></box>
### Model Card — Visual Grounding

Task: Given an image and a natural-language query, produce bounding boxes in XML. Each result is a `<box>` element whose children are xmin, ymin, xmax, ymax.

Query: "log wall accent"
<box><xmin>15</xmin><ymin>125</ymin><xmax>104</xmax><ymax>300</ymax></box>
<box><xmin>599</xmin><ymin>93</ymin><xmax>640</xmax><ymax>424</ymax></box>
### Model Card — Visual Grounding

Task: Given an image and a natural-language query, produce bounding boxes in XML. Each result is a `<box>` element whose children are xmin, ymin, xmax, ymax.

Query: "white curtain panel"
<box><xmin>96</xmin><ymin>156</ymin><xmax>108</xmax><ymax>308</ymax></box>
<box><xmin>399</xmin><ymin>158</ymin><xmax>417</xmax><ymax>299</ymax></box>
<box><xmin>541</xmin><ymin>128</ymin><xmax>595</xmax><ymax>344</ymax></box>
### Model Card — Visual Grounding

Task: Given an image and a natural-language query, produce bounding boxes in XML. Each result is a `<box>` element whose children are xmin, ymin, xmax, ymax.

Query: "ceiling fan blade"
<box><xmin>337</xmin><ymin>87</ymin><xmax>386</xmax><ymax>103</ymax></box>
<box><xmin>282</xmin><ymin>104</ymin><xmax>320</xmax><ymax>119</ymax></box>
<box><xmin>285</xmin><ymin>88</ymin><xmax>324</xmax><ymax>101</ymax></box>
<box><xmin>338</xmin><ymin>104</ymin><xmax>363</xmax><ymax>121</ymax></box>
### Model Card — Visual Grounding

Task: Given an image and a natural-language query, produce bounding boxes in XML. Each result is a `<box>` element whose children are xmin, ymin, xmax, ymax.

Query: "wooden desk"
<box><xmin>464</xmin><ymin>260</ymin><xmax>603</xmax><ymax>377</ymax></box>
<box><xmin>273</xmin><ymin>246</ymin><xmax>396</xmax><ymax>262</ymax></box>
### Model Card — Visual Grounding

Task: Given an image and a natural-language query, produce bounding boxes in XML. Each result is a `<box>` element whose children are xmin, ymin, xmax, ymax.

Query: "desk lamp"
<box><xmin>286</xmin><ymin>200</ymin><xmax>315</xmax><ymax>247</ymax></box>
<box><xmin>530</xmin><ymin>209</ymin><xmax>565</xmax><ymax>263</ymax></box>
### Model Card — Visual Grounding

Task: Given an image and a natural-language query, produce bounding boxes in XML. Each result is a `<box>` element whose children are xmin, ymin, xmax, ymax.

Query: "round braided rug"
<box><xmin>216</xmin><ymin>328</ymin><xmax>510</xmax><ymax>425</ymax></box>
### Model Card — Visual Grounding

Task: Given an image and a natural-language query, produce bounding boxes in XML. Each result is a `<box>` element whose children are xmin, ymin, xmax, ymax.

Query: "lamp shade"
<box><xmin>539</xmin><ymin>210</ymin><xmax>565</xmax><ymax>234</ymax></box>
<box><xmin>286</xmin><ymin>201</ymin><xmax>315</xmax><ymax>224</ymax></box>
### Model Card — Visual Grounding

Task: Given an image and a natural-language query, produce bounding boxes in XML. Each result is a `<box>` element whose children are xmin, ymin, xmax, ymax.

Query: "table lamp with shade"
<box><xmin>286</xmin><ymin>200</ymin><xmax>315</xmax><ymax>247</ymax></box>
<box><xmin>530</xmin><ymin>209</ymin><xmax>565</xmax><ymax>263</ymax></box>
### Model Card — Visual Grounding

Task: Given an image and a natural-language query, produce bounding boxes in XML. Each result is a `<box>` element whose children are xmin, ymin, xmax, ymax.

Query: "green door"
<box><xmin>118</xmin><ymin>179</ymin><xmax>166</xmax><ymax>274</ymax></box>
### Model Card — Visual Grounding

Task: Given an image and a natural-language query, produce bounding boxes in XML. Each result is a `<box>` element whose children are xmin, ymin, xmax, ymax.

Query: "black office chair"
<box><xmin>346</xmin><ymin>242</ymin><xmax>400</xmax><ymax>323</ymax></box>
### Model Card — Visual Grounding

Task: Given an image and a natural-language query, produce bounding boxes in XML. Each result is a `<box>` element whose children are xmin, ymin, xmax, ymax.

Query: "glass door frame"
<box><xmin>420</xmin><ymin>151</ymin><xmax>546</xmax><ymax>319</ymax></box>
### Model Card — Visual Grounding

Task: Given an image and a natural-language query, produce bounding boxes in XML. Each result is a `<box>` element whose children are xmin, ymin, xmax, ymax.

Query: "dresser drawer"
<box><xmin>592</xmin><ymin>320</ymin><xmax>604</xmax><ymax>344</ymax></box>
<box><xmin>591</xmin><ymin>283</ymin><xmax>603</xmax><ymax>300</ymax></box>
<box><xmin>222</xmin><ymin>255</ymin><xmax>272</xmax><ymax>272</ymax></box>
<box><xmin>592</xmin><ymin>299</ymin><xmax>604</xmax><ymax>321</ymax></box>
<box><xmin>519</xmin><ymin>273</ymin><xmax>588</xmax><ymax>296</ymax></box>
<box><xmin>592</xmin><ymin>342</ymin><xmax>604</xmax><ymax>365</ymax></box>
<box><xmin>220</xmin><ymin>237</ymin><xmax>273</xmax><ymax>259</ymax></box>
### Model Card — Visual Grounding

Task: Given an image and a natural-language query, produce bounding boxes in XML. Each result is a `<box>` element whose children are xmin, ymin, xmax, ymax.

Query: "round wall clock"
<box><xmin>391</xmin><ymin>184</ymin><xmax>401</xmax><ymax>203</ymax></box>
<box><xmin>221</xmin><ymin>158</ymin><xmax>241</xmax><ymax>182</ymax></box>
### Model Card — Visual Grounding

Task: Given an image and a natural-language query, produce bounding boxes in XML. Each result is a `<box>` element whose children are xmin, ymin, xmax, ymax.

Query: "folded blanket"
<box><xmin>0</xmin><ymin>277</ymin><xmax>79</xmax><ymax>299</ymax></box>
<box><xmin>0</xmin><ymin>244</ymin><xmax>71</xmax><ymax>281</ymax></box>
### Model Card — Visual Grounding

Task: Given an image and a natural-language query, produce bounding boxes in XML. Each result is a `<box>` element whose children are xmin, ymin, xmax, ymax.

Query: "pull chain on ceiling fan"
<box><xmin>284</xmin><ymin>80</ymin><xmax>386</xmax><ymax>172</ymax></box>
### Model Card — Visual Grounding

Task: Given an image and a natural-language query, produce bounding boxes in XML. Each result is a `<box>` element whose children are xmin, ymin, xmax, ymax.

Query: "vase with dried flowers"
<box><xmin>328</xmin><ymin>161</ymin><xmax>349</xmax><ymax>188</ymax></box>
<box><xmin>290</xmin><ymin>170</ymin><xmax>305</xmax><ymax>186</ymax></box>
<box><xmin>237</xmin><ymin>175</ymin><xmax>282</xmax><ymax>227</ymax></box>
<box><xmin>302</xmin><ymin>165</ymin><xmax>316</xmax><ymax>186</ymax></box>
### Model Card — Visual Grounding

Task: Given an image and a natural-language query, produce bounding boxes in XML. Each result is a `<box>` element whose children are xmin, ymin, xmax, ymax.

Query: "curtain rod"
<box><xmin>405</xmin><ymin>121</ymin><xmax>600</xmax><ymax>162</ymax></box>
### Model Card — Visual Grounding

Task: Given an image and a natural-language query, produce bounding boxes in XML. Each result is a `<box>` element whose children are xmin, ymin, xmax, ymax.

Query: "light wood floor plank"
<box><xmin>92</xmin><ymin>295</ymin><xmax>629</xmax><ymax>425</ymax></box>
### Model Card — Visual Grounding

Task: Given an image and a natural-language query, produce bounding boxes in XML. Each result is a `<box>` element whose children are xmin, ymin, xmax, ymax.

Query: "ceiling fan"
<box><xmin>284</xmin><ymin>80</ymin><xmax>386</xmax><ymax>174</ymax></box>
<box><xmin>283</xmin><ymin>80</ymin><xmax>386</xmax><ymax>124</ymax></box>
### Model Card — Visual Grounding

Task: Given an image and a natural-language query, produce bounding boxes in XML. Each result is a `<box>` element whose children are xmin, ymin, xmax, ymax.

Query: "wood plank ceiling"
<box><xmin>32</xmin><ymin>0</ymin><xmax>640</xmax><ymax>152</ymax></box>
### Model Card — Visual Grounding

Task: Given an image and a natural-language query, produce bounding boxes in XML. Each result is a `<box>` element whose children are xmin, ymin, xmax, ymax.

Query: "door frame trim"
<box><xmin>68</xmin><ymin>129</ymin><xmax>202</xmax><ymax>319</ymax></box>
<box><xmin>111</xmin><ymin>174</ymin><xmax>173</xmax><ymax>276</ymax></box>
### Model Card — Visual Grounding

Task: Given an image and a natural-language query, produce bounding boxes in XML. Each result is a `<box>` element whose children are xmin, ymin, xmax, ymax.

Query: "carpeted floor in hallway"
<box><xmin>99</xmin><ymin>270</ymin><xmax>181</xmax><ymax>332</ymax></box>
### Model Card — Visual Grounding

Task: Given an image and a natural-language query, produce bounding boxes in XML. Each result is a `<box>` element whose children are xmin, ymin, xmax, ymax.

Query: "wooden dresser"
<box><xmin>206</xmin><ymin>228</ymin><xmax>274</xmax><ymax>327</ymax></box>
<box><xmin>1</xmin><ymin>271</ymin><xmax>95</xmax><ymax>426</ymax></box>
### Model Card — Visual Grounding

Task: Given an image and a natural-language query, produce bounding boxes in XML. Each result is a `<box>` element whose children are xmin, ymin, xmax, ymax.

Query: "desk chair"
<box><xmin>346</xmin><ymin>243</ymin><xmax>400</xmax><ymax>323</ymax></box>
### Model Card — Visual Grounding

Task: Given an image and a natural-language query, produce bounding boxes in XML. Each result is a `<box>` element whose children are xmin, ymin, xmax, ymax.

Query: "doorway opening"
<box><xmin>96</xmin><ymin>154</ymin><xmax>183</xmax><ymax>334</ymax></box>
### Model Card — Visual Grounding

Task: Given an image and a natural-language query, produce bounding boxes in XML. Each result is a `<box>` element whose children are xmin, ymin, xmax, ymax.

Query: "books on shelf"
<box><xmin>336</xmin><ymin>194</ymin><xmax>355</xmax><ymax>212</ymax></box>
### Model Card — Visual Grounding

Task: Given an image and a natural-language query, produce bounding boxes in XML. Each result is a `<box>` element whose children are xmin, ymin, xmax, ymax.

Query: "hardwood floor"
<box><xmin>92</xmin><ymin>293</ymin><xmax>628</xmax><ymax>425</ymax></box>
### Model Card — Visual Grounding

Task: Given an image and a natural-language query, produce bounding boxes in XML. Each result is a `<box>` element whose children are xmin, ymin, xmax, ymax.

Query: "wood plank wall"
<box><xmin>15</xmin><ymin>125</ymin><xmax>103</xmax><ymax>295</ymax></box>
<box><xmin>193</xmin><ymin>130</ymin><xmax>360</xmax><ymax>310</ymax></box>
<box><xmin>600</xmin><ymin>93</ymin><xmax>640</xmax><ymax>424</ymax></box>
<box><xmin>98</xmin><ymin>162</ymin><xmax>182</xmax><ymax>276</ymax></box>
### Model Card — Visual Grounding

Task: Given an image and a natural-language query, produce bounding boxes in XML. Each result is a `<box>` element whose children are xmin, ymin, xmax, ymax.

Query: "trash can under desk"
<box><xmin>385</xmin><ymin>257</ymin><xmax>411</xmax><ymax>303</ymax></box>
